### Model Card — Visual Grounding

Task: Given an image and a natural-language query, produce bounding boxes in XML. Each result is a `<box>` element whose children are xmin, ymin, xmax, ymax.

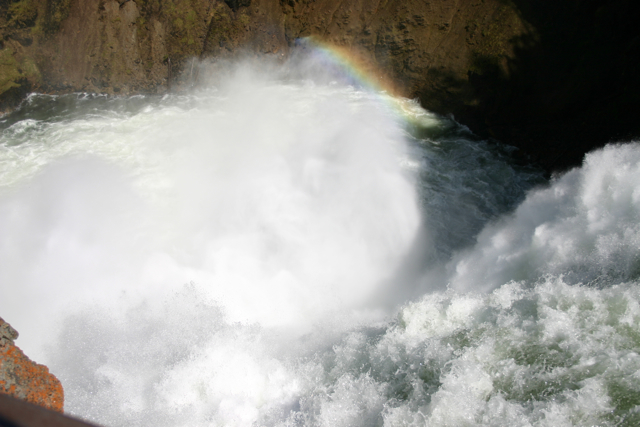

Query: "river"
<box><xmin>1</xmin><ymin>57</ymin><xmax>639</xmax><ymax>426</ymax></box>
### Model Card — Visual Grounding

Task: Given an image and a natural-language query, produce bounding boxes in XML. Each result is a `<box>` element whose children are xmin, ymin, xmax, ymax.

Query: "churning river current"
<box><xmin>1</xmin><ymin>60</ymin><xmax>640</xmax><ymax>427</ymax></box>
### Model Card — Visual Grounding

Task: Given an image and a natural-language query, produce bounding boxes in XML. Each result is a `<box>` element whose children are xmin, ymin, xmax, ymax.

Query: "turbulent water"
<box><xmin>1</xmin><ymin>59</ymin><xmax>640</xmax><ymax>427</ymax></box>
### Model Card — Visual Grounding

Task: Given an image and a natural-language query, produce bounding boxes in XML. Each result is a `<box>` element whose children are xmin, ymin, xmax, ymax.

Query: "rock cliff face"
<box><xmin>0</xmin><ymin>0</ymin><xmax>638</xmax><ymax>171</ymax></box>
<box><xmin>0</xmin><ymin>317</ymin><xmax>64</xmax><ymax>413</ymax></box>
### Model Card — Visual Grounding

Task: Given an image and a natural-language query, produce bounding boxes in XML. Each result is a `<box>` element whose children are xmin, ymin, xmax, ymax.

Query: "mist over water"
<box><xmin>1</xmin><ymin>59</ymin><xmax>639</xmax><ymax>426</ymax></box>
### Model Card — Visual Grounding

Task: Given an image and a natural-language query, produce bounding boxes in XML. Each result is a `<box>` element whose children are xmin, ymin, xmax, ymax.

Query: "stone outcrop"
<box><xmin>0</xmin><ymin>317</ymin><xmax>64</xmax><ymax>413</ymax></box>
<box><xmin>0</xmin><ymin>0</ymin><xmax>639</xmax><ymax>172</ymax></box>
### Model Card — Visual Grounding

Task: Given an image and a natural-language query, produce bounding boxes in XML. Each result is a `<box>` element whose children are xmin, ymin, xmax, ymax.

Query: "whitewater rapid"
<box><xmin>1</xmin><ymin>62</ymin><xmax>639</xmax><ymax>426</ymax></box>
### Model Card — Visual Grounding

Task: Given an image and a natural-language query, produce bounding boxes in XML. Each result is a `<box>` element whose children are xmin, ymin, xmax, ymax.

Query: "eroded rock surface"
<box><xmin>0</xmin><ymin>316</ymin><xmax>64</xmax><ymax>413</ymax></box>
<box><xmin>0</xmin><ymin>0</ymin><xmax>638</xmax><ymax>171</ymax></box>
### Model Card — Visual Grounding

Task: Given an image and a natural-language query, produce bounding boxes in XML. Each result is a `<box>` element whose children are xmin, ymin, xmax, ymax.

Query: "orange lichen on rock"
<box><xmin>0</xmin><ymin>316</ymin><xmax>64</xmax><ymax>412</ymax></box>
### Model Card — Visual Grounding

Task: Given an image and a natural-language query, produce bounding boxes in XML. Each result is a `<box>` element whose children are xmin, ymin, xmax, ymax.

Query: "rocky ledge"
<box><xmin>0</xmin><ymin>316</ymin><xmax>64</xmax><ymax>413</ymax></box>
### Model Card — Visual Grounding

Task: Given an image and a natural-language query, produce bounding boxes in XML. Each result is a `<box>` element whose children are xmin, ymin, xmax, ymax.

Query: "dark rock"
<box><xmin>0</xmin><ymin>393</ymin><xmax>98</xmax><ymax>427</ymax></box>
<box><xmin>224</xmin><ymin>0</ymin><xmax>251</xmax><ymax>13</ymax></box>
<box><xmin>0</xmin><ymin>0</ymin><xmax>638</xmax><ymax>172</ymax></box>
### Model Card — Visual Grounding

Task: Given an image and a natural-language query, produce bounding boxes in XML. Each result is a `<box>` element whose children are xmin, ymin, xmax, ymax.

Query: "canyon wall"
<box><xmin>1</xmin><ymin>0</ymin><xmax>638</xmax><ymax>171</ymax></box>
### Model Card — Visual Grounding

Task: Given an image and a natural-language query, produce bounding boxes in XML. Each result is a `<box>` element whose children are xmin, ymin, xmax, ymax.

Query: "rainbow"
<box><xmin>295</xmin><ymin>36</ymin><xmax>440</xmax><ymax>129</ymax></box>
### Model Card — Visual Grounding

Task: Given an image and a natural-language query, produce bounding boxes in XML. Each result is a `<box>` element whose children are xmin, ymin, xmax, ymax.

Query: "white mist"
<box><xmin>0</xmin><ymin>65</ymin><xmax>422</xmax><ymax>426</ymax></box>
<box><xmin>2</xmin><ymin>59</ymin><xmax>638</xmax><ymax>427</ymax></box>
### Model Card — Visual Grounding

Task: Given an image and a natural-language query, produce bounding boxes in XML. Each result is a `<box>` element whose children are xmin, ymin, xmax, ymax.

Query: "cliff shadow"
<box><xmin>421</xmin><ymin>0</ymin><xmax>640</xmax><ymax>172</ymax></box>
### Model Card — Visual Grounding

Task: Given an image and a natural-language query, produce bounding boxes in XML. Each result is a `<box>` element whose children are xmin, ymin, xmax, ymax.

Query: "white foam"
<box><xmin>2</xmin><ymin>61</ymin><xmax>639</xmax><ymax>426</ymax></box>
<box><xmin>448</xmin><ymin>143</ymin><xmax>640</xmax><ymax>293</ymax></box>
<box><xmin>0</xmin><ymin>65</ymin><xmax>425</xmax><ymax>426</ymax></box>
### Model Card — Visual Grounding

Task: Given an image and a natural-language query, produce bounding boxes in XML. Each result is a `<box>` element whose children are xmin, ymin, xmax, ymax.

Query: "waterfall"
<box><xmin>1</xmin><ymin>59</ymin><xmax>638</xmax><ymax>427</ymax></box>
